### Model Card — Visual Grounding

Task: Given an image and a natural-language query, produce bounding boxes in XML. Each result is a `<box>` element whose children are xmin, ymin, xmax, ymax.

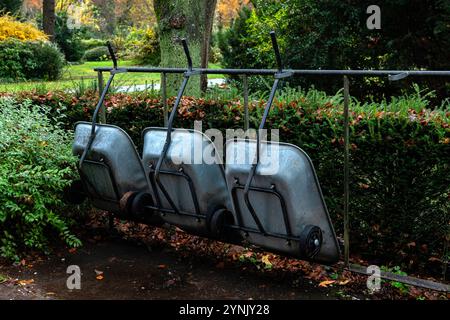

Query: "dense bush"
<box><xmin>20</xmin><ymin>88</ymin><xmax>449</xmax><ymax>274</ymax></box>
<box><xmin>0</xmin><ymin>15</ymin><xmax>47</xmax><ymax>41</ymax></box>
<box><xmin>0</xmin><ymin>0</ymin><xmax>23</xmax><ymax>14</ymax></box>
<box><xmin>0</xmin><ymin>39</ymin><xmax>65</xmax><ymax>81</ymax></box>
<box><xmin>123</xmin><ymin>26</ymin><xmax>160</xmax><ymax>65</ymax></box>
<box><xmin>54</xmin><ymin>12</ymin><xmax>85</xmax><ymax>62</ymax></box>
<box><xmin>218</xmin><ymin>0</ymin><xmax>450</xmax><ymax>99</ymax></box>
<box><xmin>0</xmin><ymin>97</ymin><xmax>81</xmax><ymax>260</ymax></box>
<box><xmin>110</xmin><ymin>26</ymin><xmax>160</xmax><ymax>65</ymax></box>
<box><xmin>80</xmin><ymin>38</ymin><xmax>105</xmax><ymax>51</ymax></box>
<box><xmin>82</xmin><ymin>45</ymin><xmax>110</xmax><ymax>61</ymax></box>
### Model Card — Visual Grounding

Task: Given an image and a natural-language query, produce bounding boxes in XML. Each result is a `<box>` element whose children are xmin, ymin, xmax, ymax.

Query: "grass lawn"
<box><xmin>0</xmin><ymin>60</ymin><xmax>223</xmax><ymax>93</ymax></box>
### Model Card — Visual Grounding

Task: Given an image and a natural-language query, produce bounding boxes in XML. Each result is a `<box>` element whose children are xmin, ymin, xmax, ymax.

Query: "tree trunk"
<box><xmin>200</xmin><ymin>0</ymin><xmax>217</xmax><ymax>92</ymax></box>
<box><xmin>43</xmin><ymin>0</ymin><xmax>56</xmax><ymax>41</ymax></box>
<box><xmin>154</xmin><ymin>0</ymin><xmax>217</xmax><ymax>96</ymax></box>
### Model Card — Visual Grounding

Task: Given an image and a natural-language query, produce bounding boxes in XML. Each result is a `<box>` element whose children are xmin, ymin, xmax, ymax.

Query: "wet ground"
<box><xmin>0</xmin><ymin>238</ymin><xmax>337</xmax><ymax>300</ymax></box>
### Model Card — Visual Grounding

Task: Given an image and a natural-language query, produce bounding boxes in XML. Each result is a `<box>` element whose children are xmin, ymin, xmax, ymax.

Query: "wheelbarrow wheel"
<box><xmin>119</xmin><ymin>191</ymin><xmax>138</xmax><ymax>216</ymax></box>
<box><xmin>129</xmin><ymin>192</ymin><xmax>164</xmax><ymax>226</ymax></box>
<box><xmin>208</xmin><ymin>208</ymin><xmax>234</xmax><ymax>239</ymax></box>
<box><xmin>64</xmin><ymin>180</ymin><xmax>87</xmax><ymax>205</ymax></box>
<box><xmin>299</xmin><ymin>225</ymin><xmax>322</xmax><ymax>259</ymax></box>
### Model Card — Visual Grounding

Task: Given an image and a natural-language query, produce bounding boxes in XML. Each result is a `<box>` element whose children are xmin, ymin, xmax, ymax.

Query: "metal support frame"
<box><xmin>343</xmin><ymin>76</ymin><xmax>350</xmax><ymax>267</ymax></box>
<box><xmin>243</xmin><ymin>75</ymin><xmax>249</xmax><ymax>131</ymax></box>
<box><xmin>148</xmin><ymin>166</ymin><xmax>203</xmax><ymax>219</ymax></box>
<box><xmin>231</xmin><ymin>181</ymin><xmax>293</xmax><ymax>242</ymax></box>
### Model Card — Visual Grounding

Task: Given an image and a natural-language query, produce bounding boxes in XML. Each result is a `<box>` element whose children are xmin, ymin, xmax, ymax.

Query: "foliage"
<box><xmin>216</xmin><ymin>0</ymin><xmax>251</xmax><ymax>26</ymax></box>
<box><xmin>53</xmin><ymin>11</ymin><xmax>85</xmax><ymax>62</ymax></box>
<box><xmin>0</xmin><ymin>0</ymin><xmax>23</xmax><ymax>14</ymax></box>
<box><xmin>218</xmin><ymin>0</ymin><xmax>450</xmax><ymax>99</ymax></box>
<box><xmin>0</xmin><ymin>14</ymin><xmax>48</xmax><ymax>41</ymax></box>
<box><xmin>80</xmin><ymin>38</ymin><xmax>105</xmax><ymax>51</ymax></box>
<box><xmin>82</xmin><ymin>45</ymin><xmax>109</xmax><ymax>61</ymax></box>
<box><xmin>0</xmin><ymin>39</ymin><xmax>65</xmax><ymax>81</ymax></box>
<box><xmin>121</xmin><ymin>26</ymin><xmax>160</xmax><ymax>65</ymax></box>
<box><xmin>0</xmin><ymin>97</ymin><xmax>81</xmax><ymax>260</ymax></box>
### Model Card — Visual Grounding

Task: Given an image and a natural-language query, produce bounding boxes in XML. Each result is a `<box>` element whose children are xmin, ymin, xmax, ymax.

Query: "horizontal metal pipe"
<box><xmin>93</xmin><ymin>67</ymin><xmax>450</xmax><ymax>77</ymax></box>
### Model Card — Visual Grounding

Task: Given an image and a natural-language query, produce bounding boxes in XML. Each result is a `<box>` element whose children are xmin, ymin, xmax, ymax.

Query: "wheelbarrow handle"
<box><xmin>153</xmin><ymin>38</ymin><xmax>199</xmax><ymax>214</ymax></box>
<box><xmin>181</xmin><ymin>39</ymin><xmax>193</xmax><ymax>71</ymax></box>
<box><xmin>270</xmin><ymin>31</ymin><xmax>283</xmax><ymax>72</ymax></box>
<box><xmin>106</xmin><ymin>41</ymin><xmax>118</xmax><ymax>70</ymax></box>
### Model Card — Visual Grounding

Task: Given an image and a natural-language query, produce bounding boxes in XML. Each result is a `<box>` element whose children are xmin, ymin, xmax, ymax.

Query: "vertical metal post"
<box><xmin>243</xmin><ymin>75</ymin><xmax>249</xmax><ymax>130</ymax></box>
<box><xmin>162</xmin><ymin>72</ymin><xmax>168</xmax><ymax>127</ymax></box>
<box><xmin>97</xmin><ymin>71</ymin><xmax>106</xmax><ymax>124</ymax></box>
<box><xmin>343</xmin><ymin>75</ymin><xmax>350</xmax><ymax>267</ymax></box>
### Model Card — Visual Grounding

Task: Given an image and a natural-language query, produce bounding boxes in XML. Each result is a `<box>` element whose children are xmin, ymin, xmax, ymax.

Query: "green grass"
<box><xmin>0</xmin><ymin>60</ymin><xmax>224</xmax><ymax>93</ymax></box>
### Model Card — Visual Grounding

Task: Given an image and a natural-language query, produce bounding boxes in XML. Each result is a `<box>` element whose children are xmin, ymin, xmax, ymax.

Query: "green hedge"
<box><xmin>82</xmin><ymin>46</ymin><xmax>110</xmax><ymax>62</ymax></box>
<box><xmin>0</xmin><ymin>39</ymin><xmax>65</xmax><ymax>81</ymax></box>
<box><xmin>20</xmin><ymin>90</ymin><xmax>449</xmax><ymax>274</ymax></box>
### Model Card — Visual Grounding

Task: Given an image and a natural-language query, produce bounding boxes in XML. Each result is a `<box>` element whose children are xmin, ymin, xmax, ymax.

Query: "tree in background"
<box><xmin>216</xmin><ymin>0</ymin><xmax>250</xmax><ymax>26</ymax></box>
<box><xmin>153</xmin><ymin>0</ymin><xmax>217</xmax><ymax>96</ymax></box>
<box><xmin>0</xmin><ymin>0</ymin><xmax>23</xmax><ymax>14</ymax></box>
<box><xmin>43</xmin><ymin>0</ymin><xmax>55</xmax><ymax>40</ymax></box>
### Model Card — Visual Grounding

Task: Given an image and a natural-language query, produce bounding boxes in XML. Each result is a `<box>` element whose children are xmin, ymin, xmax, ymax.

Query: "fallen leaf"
<box><xmin>428</xmin><ymin>257</ymin><xmax>441</xmax><ymax>262</ymax></box>
<box><xmin>0</xmin><ymin>274</ymin><xmax>7</xmax><ymax>284</ymax></box>
<box><xmin>318</xmin><ymin>280</ymin><xmax>336</xmax><ymax>288</ymax></box>
<box><xmin>96</xmin><ymin>275</ymin><xmax>104</xmax><ymax>281</ymax></box>
<box><xmin>338</xmin><ymin>279</ymin><xmax>351</xmax><ymax>285</ymax></box>
<box><xmin>407</xmin><ymin>242</ymin><xmax>416</xmax><ymax>248</ymax></box>
<box><xmin>17</xmin><ymin>279</ymin><xmax>34</xmax><ymax>286</ymax></box>
<box><xmin>261</xmin><ymin>255</ymin><xmax>272</xmax><ymax>267</ymax></box>
<box><xmin>158</xmin><ymin>264</ymin><xmax>167</xmax><ymax>269</ymax></box>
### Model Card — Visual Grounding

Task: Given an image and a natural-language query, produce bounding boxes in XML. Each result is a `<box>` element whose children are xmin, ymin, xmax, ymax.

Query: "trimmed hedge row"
<box><xmin>22</xmin><ymin>91</ymin><xmax>449</xmax><ymax>274</ymax></box>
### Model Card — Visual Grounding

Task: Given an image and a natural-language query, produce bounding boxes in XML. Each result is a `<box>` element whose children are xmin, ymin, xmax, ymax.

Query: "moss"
<box><xmin>155</xmin><ymin>0</ymin><xmax>207</xmax><ymax>97</ymax></box>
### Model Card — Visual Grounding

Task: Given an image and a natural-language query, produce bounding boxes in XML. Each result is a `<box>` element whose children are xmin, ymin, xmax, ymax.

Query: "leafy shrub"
<box><xmin>80</xmin><ymin>38</ymin><xmax>105</xmax><ymax>51</ymax></box>
<box><xmin>0</xmin><ymin>14</ymin><xmax>48</xmax><ymax>41</ymax></box>
<box><xmin>54</xmin><ymin>12</ymin><xmax>84</xmax><ymax>62</ymax></box>
<box><xmin>0</xmin><ymin>0</ymin><xmax>23</xmax><ymax>14</ymax></box>
<box><xmin>82</xmin><ymin>45</ymin><xmax>109</xmax><ymax>61</ymax></box>
<box><xmin>0</xmin><ymin>39</ymin><xmax>65</xmax><ymax>81</ymax></box>
<box><xmin>18</xmin><ymin>87</ymin><xmax>450</xmax><ymax>275</ymax></box>
<box><xmin>123</xmin><ymin>26</ymin><xmax>160</xmax><ymax>65</ymax></box>
<box><xmin>0</xmin><ymin>97</ymin><xmax>81</xmax><ymax>260</ymax></box>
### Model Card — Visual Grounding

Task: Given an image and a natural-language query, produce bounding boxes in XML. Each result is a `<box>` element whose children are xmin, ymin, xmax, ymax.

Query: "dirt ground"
<box><xmin>0</xmin><ymin>237</ymin><xmax>339</xmax><ymax>300</ymax></box>
<box><xmin>1</xmin><ymin>212</ymin><xmax>447</xmax><ymax>301</ymax></box>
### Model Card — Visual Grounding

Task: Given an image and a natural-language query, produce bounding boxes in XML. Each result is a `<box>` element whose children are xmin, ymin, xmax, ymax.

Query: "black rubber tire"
<box><xmin>130</xmin><ymin>192</ymin><xmax>164</xmax><ymax>226</ymax></box>
<box><xmin>299</xmin><ymin>225</ymin><xmax>323</xmax><ymax>259</ymax></box>
<box><xmin>119</xmin><ymin>191</ymin><xmax>138</xmax><ymax>216</ymax></box>
<box><xmin>208</xmin><ymin>208</ymin><xmax>234</xmax><ymax>238</ymax></box>
<box><xmin>64</xmin><ymin>180</ymin><xmax>87</xmax><ymax>205</ymax></box>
